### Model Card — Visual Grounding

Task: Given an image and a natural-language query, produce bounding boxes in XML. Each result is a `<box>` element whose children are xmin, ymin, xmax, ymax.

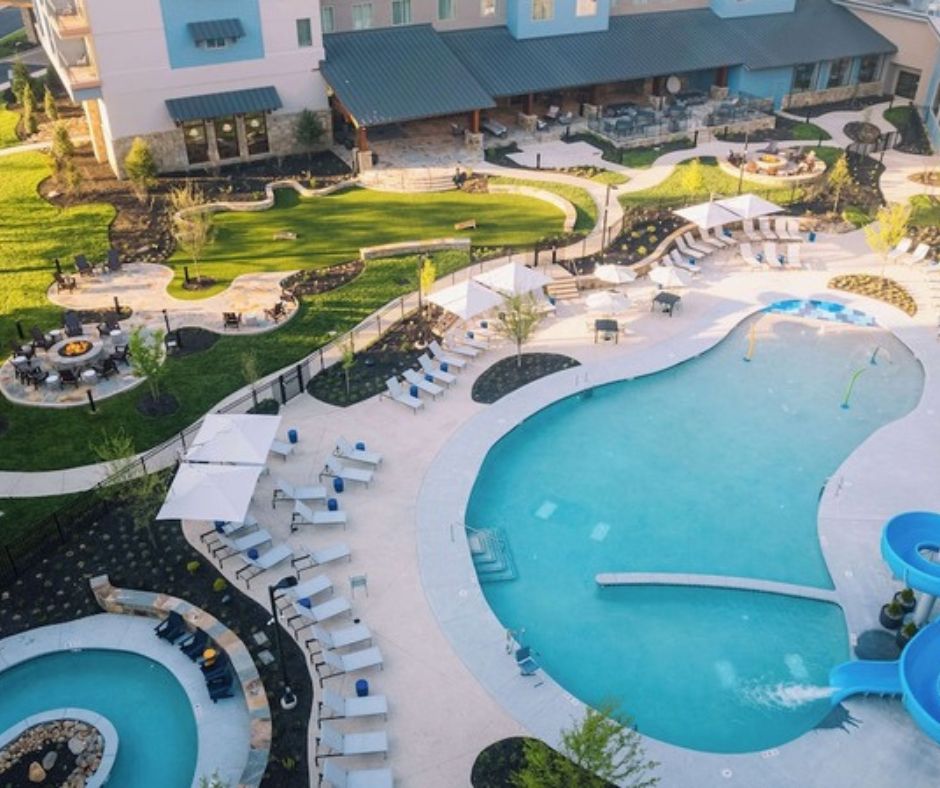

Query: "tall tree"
<box><xmin>168</xmin><ymin>182</ymin><xmax>215</xmax><ymax>282</ymax></box>
<box><xmin>124</xmin><ymin>137</ymin><xmax>158</xmax><ymax>202</ymax></box>
<box><xmin>51</xmin><ymin>121</ymin><xmax>75</xmax><ymax>171</ymax></box>
<box><xmin>43</xmin><ymin>85</ymin><xmax>58</xmax><ymax>120</ymax></box>
<box><xmin>828</xmin><ymin>154</ymin><xmax>853</xmax><ymax>214</ymax></box>
<box><xmin>10</xmin><ymin>60</ymin><xmax>32</xmax><ymax>105</ymax></box>
<box><xmin>495</xmin><ymin>294</ymin><xmax>542</xmax><ymax>368</ymax></box>
<box><xmin>20</xmin><ymin>85</ymin><xmax>37</xmax><ymax>135</ymax></box>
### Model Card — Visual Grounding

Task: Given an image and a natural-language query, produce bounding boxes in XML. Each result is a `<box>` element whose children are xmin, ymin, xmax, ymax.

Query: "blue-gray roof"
<box><xmin>442</xmin><ymin>0</ymin><xmax>896</xmax><ymax>97</ymax></box>
<box><xmin>322</xmin><ymin>25</ymin><xmax>495</xmax><ymax>127</ymax></box>
<box><xmin>187</xmin><ymin>18</ymin><xmax>245</xmax><ymax>44</ymax></box>
<box><xmin>165</xmin><ymin>86</ymin><xmax>281</xmax><ymax>123</ymax></box>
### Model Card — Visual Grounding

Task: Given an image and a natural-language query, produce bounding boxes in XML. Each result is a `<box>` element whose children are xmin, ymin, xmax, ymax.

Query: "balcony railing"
<box><xmin>49</xmin><ymin>0</ymin><xmax>91</xmax><ymax>37</ymax></box>
<box><xmin>65</xmin><ymin>62</ymin><xmax>100</xmax><ymax>90</ymax></box>
<box><xmin>837</xmin><ymin>0</ymin><xmax>940</xmax><ymax>20</ymax></box>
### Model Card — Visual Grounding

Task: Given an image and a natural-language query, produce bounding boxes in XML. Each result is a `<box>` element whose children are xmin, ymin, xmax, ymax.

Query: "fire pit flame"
<box><xmin>59</xmin><ymin>340</ymin><xmax>94</xmax><ymax>358</ymax></box>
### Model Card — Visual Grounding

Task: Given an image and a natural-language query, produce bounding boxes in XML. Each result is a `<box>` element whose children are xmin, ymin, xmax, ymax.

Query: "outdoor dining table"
<box><xmin>594</xmin><ymin>318</ymin><xmax>620</xmax><ymax>343</ymax></box>
<box><xmin>652</xmin><ymin>292</ymin><xmax>682</xmax><ymax>316</ymax></box>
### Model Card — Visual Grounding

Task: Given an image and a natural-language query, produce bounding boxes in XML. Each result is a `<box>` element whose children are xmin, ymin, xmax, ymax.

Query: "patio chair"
<box><xmin>418</xmin><ymin>353</ymin><xmax>456</xmax><ymax>385</ymax></box>
<box><xmin>403</xmin><ymin>368</ymin><xmax>443</xmax><ymax>399</ymax></box>
<box><xmin>106</xmin><ymin>249</ymin><xmax>121</xmax><ymax>273</ymax></box>
<box><xmin>201</xmin><ymin>652</ymin><xmax>231</xmax><ymax>681</ymax></box>
<box><xmin>315</xmin><ymin>645</ymin><xmax>384</xmax><ymax>681</ymax></box>
<box><xmin>291</xmin><ymin>499</ymin><xmax>347</xmax><ymax>531</ymax></box>
<box><xmin>154</xmin><ymin>611</ymin><xmax>187</xmax><ymax>642</ymax></box>
<box><xmin>10</xmin><ymin>339</ymin><xmax>34</xmax><ymax>361</ymax></box>
<box><xmin>223</xmin><ymin>312</ymin><xmax>242</xmax><ymax>329</ymax></box>
<box><xmin>515</xmin><ymin>646</ymin><xmax>540</xmax><ymax>676</ymax></box>
<box><xmin>235</xmin><ymin>542</ymin><xmax>295</xmax><ymax>587</ymax></box>
<box><xmin>30</xmin><ymin>326</ymin><xmax>53</xmax><ymax>350</ymax></box>
<box><xmin>785</xmin><ymin>243</ymin><xmax>803</xmax><ymax>268</ymax></box>
<box><xmin>321</xmin><ymin>760</ymin><xmax>393</xmax><ymax>788</ymax></box>
<box><xmin>272</xmin><ymin>477</ymin><xmax>326</xmax><ymax>507</ymax></box>
<box><xmin>207</xmin><ymin>671</ymin><xmax>234</xmax><ymax>703</ymax></box>
<box><xmin>110</xmin><ymin>344</ymin><xmax>130</xmax><ymax>366</ymax></box>
<box><xmin>264</xmin><ymin>301</ymin><xmax>287</xmax><ymax>322</ymax></box>
<box><xmin>27</xmin><ymin>368</ymin><xmax>49</xmax><ymax>388</ymax></box>
<box><xmin>287</xmin><ymin>596</ymin><xmax>351</xmax><ymax>634</ymax></box>
<box><xmin>907</xmin><ymin>243</ymin><xmax>930</xmax><ymax>265</ymax></box>
<box><xmin>319</xmin><ymin>687</ymin><xmax>388</xmax><ymax>721</ymax></box>
<box><xmin>428</xmin><ymin>340</ymin><xmax>467</xmax><ymax>369</ymax></box>
<box><xmin>59</xmin><ymin>369</ymin><xmax>80</xmax><ymax>388</ymax></box>
<box><xmin>93</xmin><ymin>357</ymin><xmax>119</xmax><ymax>379</ymax></box>
<box><xmin>886</xmin><ymin>237</ymin><xmax>912</xmax><ymax>262</ymax></box>
<box><xmin>306</xmin><ymin>622</ymin><xmax>372</xmax><ymax>655</ymax></box>
<box><xmin>269</xmin><ymin>439</ymin><xmax>294</xmax><ymax>460</ymax></box>
<box><xmin>74</xmin><ymin>254</ymin><xmax>95</xmax><ymax>276</ymax></box>
<box><xmin>179</xmin><ymin>628</ymin><xmax>209</xmax><ymax>661</ymax></box>
<box><xmin>316</xmin><ymin>721</ymin><xmax>388</xmax><ymax>763</ymax></box>
<box><xmin>63</xmin><ymin>311</ymin><xmax>83</xmax><ymax>337</ymax></box>
<box><xmin>739</xmin><ymin>242</ymin><xmax>764</xmax><ymax>269</ymax></box>
<box><xmin>675</xmin><ymin>236</ymin><xmax>705</xmax><ymax>260</ymax></box>
<box><xmin>334</xmin><ymin>437</ymin><xmax>382</xmax><ymax>466</ymax></box>
<box><xmin>383</xmin><ymin>377</ymin><xmax>423</xmax><ymax>413</ymax></box>
<box><xmin>321</xmin><ymin>457</ymin><xmax>373</xmax><ymax>486</ymax></box>
<box><xmin>682</xmin><ymin>232</ymin><xmax>712</xmax><ymax>255</ymax></box>
<box><xmin>758</xmin><ymin>217</ymin><xmax>778</xmax><ymax>240</ymax></box>
<box><xmin>54</xmin><ymin>272</ymin><xmax>77</xmax><ymax>293</ymax></box>
<box><xmin>743</xmin><ymin>219</ymin><xmax>763</xmax><ymax>242</ymax></box>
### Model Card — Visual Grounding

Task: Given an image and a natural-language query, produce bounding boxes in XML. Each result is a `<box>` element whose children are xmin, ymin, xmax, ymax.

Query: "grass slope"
<box><xmin>168</xmin><ymin>187</ymin><xmax>565</xmax><ymax>298</ymax></box>
<box><xmin>0</xmin><ymin>106</ymin><xmax>20</xmax><ymax>148</ymax></box>
<box><xmin>486</xmin><ymin>176</ymin><xmax>597</xmax><ymax>232</ymax></box>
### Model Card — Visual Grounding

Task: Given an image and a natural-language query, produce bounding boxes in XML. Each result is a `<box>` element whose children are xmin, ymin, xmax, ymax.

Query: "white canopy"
<box><xmin>427</xmin><ymin>280</ymin><xmax>504</xmax><ymax>320</ymax></box>
<box><xmin>594</xmin><ymin>264</ymin><xmax>637</xmax><ymax>285</ymax></box>
<box><xmin>184</xmin><ymin>413</ymin><xmax>282</xmax><ymax>466</ymax></box>
<box><xmin>585</xmin><ymin>290</ymin><xmax>631</xmax><ymax>313</ymax></box>
<box><xmin>715</xmin><ymin>193</ymin><xmax>783</xmax><ymax>219</ymax></box>
<box><xmin>157</xmin><ymin>463</ymin><xmax>263</xmax><ymax>522</ymax></box>
<box><xmin>673</xmin><ymin>201</ymin><xmax>741</xmax><ymax>229</ymax></box>
<box><xmin>474</xmin><ymin>261</ymin><xmax>552</xmax><ymax>295</ymax></box>
<box><xmin>650</xmin><ymin>266</ymin><xmax>692</xmax><ymax>288</ymax></box>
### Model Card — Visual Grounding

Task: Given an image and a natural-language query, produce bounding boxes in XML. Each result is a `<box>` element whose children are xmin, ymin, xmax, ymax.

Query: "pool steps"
<box><xmin>595</xmin><ymin>572</ymin><xmax>839</xmax><ymax>604</ymax></box>
<box><xmin>468</xmin><ymin>528</ymin><xmax>517</xmax><ymax>583</ymax></box>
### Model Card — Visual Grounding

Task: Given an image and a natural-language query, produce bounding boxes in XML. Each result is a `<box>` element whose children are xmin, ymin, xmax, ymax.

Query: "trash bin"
<box><xmin>356</xmin><ymin>679</ymin><xmax>369</xmax><ymax>697</ymax></box>
<box><xmin>287</xmin><ymin>428</ymin><xmax>298</xmax><ymax>444</ymax></box>
<box><xmin>808</xmin><ymin>231</ymin><xmax>816</xmax><ymax>243</ymax></box>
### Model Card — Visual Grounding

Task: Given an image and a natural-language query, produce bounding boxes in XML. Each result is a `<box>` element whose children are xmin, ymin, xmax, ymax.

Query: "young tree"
<box><xmin>62</xmin><ymin>158</ymin><xmax>83</xmax><ymax>195</ymax></box>
<box><xmin>864</xmin><ymin>202</ymin><xmax>913</xmax><ymax>267</ymax></box>
<box><xmin>128</xmin><ymin>326</ymin><xmax>167</xmax><ymax>401</ymax></box>
<box><xmin>679</xmin><ymin>158</ymin><xmax>705</xmax><ymax>199</ymax></box>
<box><xmin>10</xmin><ymin>60</ymin><xmax>32</xmax><ymax>105</ymax></box>
<box><xmin>828</xmin><ymin>154</ymin><xmax>853</xmax><ymax>213</ymax></box>
<box><xmin>124</xmin><ymin>137</ymin><xmax>158</xmax><ymax>202</ymax></box>
<box><xmin>198</xmin><ymin>774</ymin><xmax>230</xmax><ymax>788</ymax></box>
<box><xmin>51</xmin><ymin>121</ymin><xmax>75</xmax><ymax>172</ymax></box>
<box><xmin>20</xmin><ymin>85</ymin><xmax>38</xmax><ymax>135</ymax></box>
<box><xmin>168</xmin><ymin>182</ymin><xmax>215</xmax><ymax>282</ymax></box>
<box><xmin>495</xmin><ymin>294</ymin><xmax>542</xmax><ymax>368</ymax></box>
<box><xmin>514</xmin><ymin>705</ymin><xmax>659</xmax><ymax>788</ymax></box>
<box><xmin>418</xmin><ymin>255</ymin><xmax>436</xmax><ymax>315</ymax></box>
<box><xmin>295</xmin><ymin>109</ymin><xmax>324</xmax><ymax>154</ymax></box>
<box><xmin>341</xmin><ymin>342</ymin><xmax>355</xmax><ymax>398</ymax></box>
<box><xmin>43</xmin><ymin>85</ymin><xmax>58</xmax><ymax>120</ymax></box>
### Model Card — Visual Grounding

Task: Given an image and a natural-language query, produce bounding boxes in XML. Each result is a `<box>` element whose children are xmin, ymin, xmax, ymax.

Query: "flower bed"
<box><xmin>472</xmin><ymin>353</ymin><xmax>580</xmax><ymax>404</ymax></box>
<box><xmin>828</xmin><ymin>275</ymin><xmax>917</xmax><ymax>316</ymax></box>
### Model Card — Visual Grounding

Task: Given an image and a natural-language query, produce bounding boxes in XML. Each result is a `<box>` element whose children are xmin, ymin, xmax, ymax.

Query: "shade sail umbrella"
<box><xmin>585</xmin><ymin>290</ymin><xmax>631</xmax><ymax>313</ymax></box>
<box><xmin>649</xmin><ymin>266</ymin><xmax>692</xmax><ymax>288</ymax></box>
<box><xmin>427</xmin><ymin>280</ymin><xmax>503</xmax><ymax>320</ymax></box>
<box><xmin>674</xmin><ymin>201</ymin><xmax>742</xmax><ymax>229</ymax></box>
<box><xmin>594</xmin><ymin>264</ymin><xmax>637</xmax><ymax>285</ymax></box>
<box><xmin>156</xmin><ymin>463</ymin><xmax>263</xmax><ymax>522</ymax></box>
<box><xmin>184</xmin><ymin>413</ymin><xmax>282</xmax><ymax>466</ymax></box>
<box><xmin>715</xmin><ymin>193</ymin><xmax>783</xmax><ymax>219</ymax></box>
<box><xmin>473</xmin><ymin>261</ymin><xmax>552</xmax><ymax>295</ymax></box>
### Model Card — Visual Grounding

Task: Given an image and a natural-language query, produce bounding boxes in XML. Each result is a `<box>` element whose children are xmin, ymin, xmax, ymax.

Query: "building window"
<box><xmin>321</xmin><ymin>6</ymin><xmax>335</xmax><ymax>33</ymax></box>
<box><xmin>202</xmin><ymin>37</ymin><xmax>229</xmax><ymax>50</ymax></box>
<box><xmin>392</xmin><ymin>0</ymin><xmax>412</xmax><ymax>24</ymax></box>
<box><xmin>857</xmin><ymin>55</ymin><xmax>882</xmax><ymax>84</ymax></box>
<box><xmin>214</xmin><ymin>116</ymin><xmax>239</xmax><ymax>160</ymax></box>
<box><xmin>438</xmin><ymin>0</ymin><xmax>455</xmax><ymax>20</ymax></box>
<box><xmin>532</xmin><ymin>0</ymin><xmax>553</xmax><ymax>20</ymax></box>
<box><xmin>296</xmin><ymin>18</ymin><xmax>312</xmax><ymax>47</ymax></box>
<box><xmin>244</xmin><ymin>113</ymin><xmax>270</xmax><ymax>156</ymax></box>
<box><xmin>183</xmin><ymin>121</ymin><xmax>209</xmax><ymax>165</ymax></box>
<box><xmin>351</xmin><ymin>3</ymin><xmax>373</xmax><ymax>29</ymax></box>
<box><xmin>792</xmin><ymin>63</ymin><xmax>816</xmax><ymax>92</ymax></box>
<box><xmin>481</xmin><ymin>0</ymin><xmax>496</xmax><ymax>15</ymax></box>
<box><xmin>576</xmin><ymin>0</ymin><xmax>597</xmax><ymax>15</ymax></box>
<box><xmin>895</xmin><ymin>70</ymin><xmax>920</xmax><ymax>100</ymax></box>
<box><xmin>827</xmin><ymin>58</ymin><xmax>850</xmax><ymax>89</ymax></box>
<box><xmin>933</xmin><ymin>84</ymin><xmax>940</xmax><ymax>119</ymax></box>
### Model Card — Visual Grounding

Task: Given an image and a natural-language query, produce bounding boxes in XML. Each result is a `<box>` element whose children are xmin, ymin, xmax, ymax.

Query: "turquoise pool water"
<box><xmin>0</xmin><ymin>649</ymin><xmax>197</xmax><ymax>786</ymax></box>
<box><xmin>467</xmin><ymin>312</ymin><xmax>923</xmax><ymax>753</ymax></box>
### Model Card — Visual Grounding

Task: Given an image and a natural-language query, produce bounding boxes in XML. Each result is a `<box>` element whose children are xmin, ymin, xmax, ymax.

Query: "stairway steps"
<box><xmin>468</xmin><ymin>527</ymin><xmax>517</xmax><ymax>583</ymax></box>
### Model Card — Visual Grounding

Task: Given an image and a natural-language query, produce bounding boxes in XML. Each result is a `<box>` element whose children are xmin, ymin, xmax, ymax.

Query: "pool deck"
<box><xmin>0</xmin><ymin>614</ymin><xmax>251</xmax><ymax>788</ymax></box>
<box><xmin>175</xmin><ymin>228</ymin><xmax>940</xmax><ymax>786</ymax></box>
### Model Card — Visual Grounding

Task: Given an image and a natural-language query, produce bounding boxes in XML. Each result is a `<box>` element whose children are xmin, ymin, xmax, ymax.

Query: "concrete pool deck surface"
<box><xmin>170</xmin><ymin>229</ymin><xmax>940</xmax><ymax>786</ymax></box>
<box><xmin>0</xmin><ymin>613</ymin><xmax>251</xmax><ymax>787</ymax></box>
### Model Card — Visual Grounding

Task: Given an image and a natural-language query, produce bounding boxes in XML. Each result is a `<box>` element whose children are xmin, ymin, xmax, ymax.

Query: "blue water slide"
<box><xmin>829</xmin><ymin>660</ymin><xmax>901</xmax><ymax>706</ymax></box>
<box><xmin>900</xmin><ymin>620</ymin><xmax>940</xmax><ymax>743</ymax></box>
<box><xmin>881</xmin><ymin>512</ymin><xmax>940</xmax><ymax>596</ymax></box>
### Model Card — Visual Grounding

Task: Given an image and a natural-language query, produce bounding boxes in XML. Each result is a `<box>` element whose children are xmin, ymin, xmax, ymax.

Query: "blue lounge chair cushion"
<box><xmin>467</xmin><ymin>331</ymin><xmax>474</xmax><ymax>339</ymax></box>
<box><xmin>440</xmin><ymin>362</ymin><xmax>448</xmax><ymax>372</ymax></box>
<box><xmin>327</xmin><ymin>498</ymin><xmax>338</xmax><ymax>511</ymax></box>
<box><xmin>333</xmin><ymin>477</ymin><xmax>344</xmax><ymax>493</ymax></box>
<box><xmin>247</xmin><ymin>547</ymin><xmax>259</xmax><ymax>560</ymax></box>
<box><xmin>410</xmin><ymin>384</ymin><xmax>419</xmax><ymax>398</ymax></box>
<box><xmin>299</xmin><ymin>597</ymin><xmax>312</xmax><ymax>608</ymax></box>
<box><xmin>425</xmin><ymin>373</ymin><xmax>434</xmax><ymax>382</ymax></box>
<box><xmin>215</xmin><ymin>521</ymin><xmax>226</xmax><ymax>533</ymax></box>
<box><xmin>355</xmin><ymin>441</ymin><xmax>366</xmax><ymax>450</ymax></box>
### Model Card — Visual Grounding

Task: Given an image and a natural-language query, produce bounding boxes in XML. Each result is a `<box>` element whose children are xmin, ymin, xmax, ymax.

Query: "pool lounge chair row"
<box><xmin>384</xmin><ymin>342</ymin><xmax>473</xmax><ymax>412</ymax></box>
<box><xmin>739</xmin><ymin>241</ymin><xmax>803</xmax><ymax>269</ymax></box>
<box><xmin>887</xmin><ymin>237</ymin><xmax>931</xmax><ymax>265</ymax></box>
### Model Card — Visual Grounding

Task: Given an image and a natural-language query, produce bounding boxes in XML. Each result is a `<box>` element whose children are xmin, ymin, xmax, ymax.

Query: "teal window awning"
<box><xmin>187</xmin><ymin>18</ymin><xmax>245</xmax><ymax>44</ymax></box>
<box><xmin>166</xmin><ymin>86</ymin><xmax>281</xmax><ymax>123</ymax></box>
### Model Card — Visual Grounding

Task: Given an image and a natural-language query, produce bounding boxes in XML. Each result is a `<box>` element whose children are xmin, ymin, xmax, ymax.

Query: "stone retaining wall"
<box><xmin>781</xmin><ymin>81</ymin><xmax>883</xmax><ymax>111</ymax></box>
<box><xmin>359</xmin><ymin>237</ymin><xmax>472</xmax><ymax>260</ymax></box>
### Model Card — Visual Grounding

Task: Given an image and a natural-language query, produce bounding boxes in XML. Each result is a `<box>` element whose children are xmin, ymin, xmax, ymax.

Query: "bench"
<box><xmin>454</xmin><ymin>219</ymin><xmax>477</xmax><ymax>231</ymax></box>
<box><xmin>273</xmin><ymin>231</ymin><xmax>298</xmax><ymax>241</ymax></box>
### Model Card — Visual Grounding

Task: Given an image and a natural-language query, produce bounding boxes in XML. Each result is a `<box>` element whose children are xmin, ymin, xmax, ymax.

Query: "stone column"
<box><xmin>235</xmin><ymin>115</ymin><xmax>249</xmax><ymax>161</ymax></box>
<box><xmin>82</xmin><ymin>99</ymin><xmax>107</xmax><ymax>164</ymax></box>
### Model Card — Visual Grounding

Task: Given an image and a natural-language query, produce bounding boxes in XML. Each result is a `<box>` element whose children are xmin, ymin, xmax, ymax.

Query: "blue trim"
<box><xmin>159</xmin><ymin>0</ymin><xmax>264</xmax><ymax>70</ymax></box>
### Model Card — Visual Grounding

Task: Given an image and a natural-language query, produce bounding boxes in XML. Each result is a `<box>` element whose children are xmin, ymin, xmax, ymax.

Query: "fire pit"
<box><xmin>48</xmin><ymin>335</ymin><xmax>104</xmax><ymax>370</ymax></box>
<box><xmin>58</xmin><ymin>339</ymin><xmax>94</xmax><ymax>358</ymax></box>
<box><xmin>755</xmin><ymin>153</ymin><xmax>786</xmax><ymax>172</ymax></box>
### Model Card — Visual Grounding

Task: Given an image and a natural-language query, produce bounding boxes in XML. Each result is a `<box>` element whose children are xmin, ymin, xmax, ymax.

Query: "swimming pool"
<box><xmin>466</xmin><ymin>311</ymin><xmax>923</xmax><ymax>753</ymax></box>
<box><xmin>0</xmin><ymin>649</ymin><xmax>197</xmax><ymax>786</ymax></box>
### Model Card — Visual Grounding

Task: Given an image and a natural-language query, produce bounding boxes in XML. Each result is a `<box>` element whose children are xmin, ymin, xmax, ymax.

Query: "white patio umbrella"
<box><xmin>585</xmin><ymin>290</ymin><xmax>631</xmax><ymax>313</ymax></box>
<box><xmin>649</xmin><ymin>266</ymin><xmax>692</xmax><ymax>289</ymax></box>
<box><xmin>674</xmin><ymin>201</ymin><xmax>742</xmax><ymax>229</ymax></box>
<box><xmin>593</xmin><ymin>264</ymin><xmax>637</xmax><ymax>285</ymax></box>
<box><xmin>156</xmin><ymin>463</ymin><xmax>263</xmax><ymax>522</ymax></box>
<box><xmin>184</xmin><ymin>413</ymin><xmax>282</xmax><ymax>466</ymax></box>
<box><xmin>715</xmin><ymin>193</ymin><xmax>783</xmax><ymax>219</ymax></box>
<box><xmin>427</xmin><ymin>280</ymin><xmax>503</xmax><ymax>320</ymax></box>
<box><xmin>473</xmin><ymin>261</ymin><xmax>552</xmax><ymax>295</ymax></box>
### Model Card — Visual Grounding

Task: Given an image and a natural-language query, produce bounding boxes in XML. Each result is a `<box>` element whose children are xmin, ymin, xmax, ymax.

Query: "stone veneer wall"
<box><xmin>108</xmin><ymin>109</ymin><xmax>332</xmax><ymax>178</ymax></box>
<box><xmin>781</xmin><ymin>81</ymin><xmax>884</xmax><ymax>111</ymax></box>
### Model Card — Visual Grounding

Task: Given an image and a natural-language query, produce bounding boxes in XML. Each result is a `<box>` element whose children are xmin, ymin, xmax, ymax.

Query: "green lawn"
<box><xmin>0</xmin><ymin>28</ymin><xmax>28</xmax><ymax>59</ymax></box>
<box><xmin>487</xmin><ymin>176</ymin><xmax>597</xmax><ymax>232</ymax></box>
<box><xmin>168</xmin><ymin>187</ymin><xmax>566</xmax><ymax>298</ymax></box>
<box><xmin>910</xmin><ymin>194</ymin><xmax>940</xmax><ymax>227</ymax></box>
<box><xmin>583</xmin><ymin>169</ymin><xmax>629</xmax><ymax>186</ymax></box>
<box><xmin>787</xmin><ymin>122</ymin><xmax>831</xmax><ymax>141</ymax></box>
<box><xmin>0</xmin><ymin>106</ymin><xmax>20</xmax><ymax>148</ymax></box>
<box><xmin>884</xmin><ymin>105</ymin><xmax>915</xmax><ymax>130</ymax></box>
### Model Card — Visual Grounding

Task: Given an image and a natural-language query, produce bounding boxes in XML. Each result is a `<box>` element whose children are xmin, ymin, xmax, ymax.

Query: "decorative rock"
<box><xmin>68</xmin><ymin>735</ymin><xmax>87</xmax><ymax>755</ymax></box>
<box><xmin>28</xmin><ymin>761</ymin><xmax>46</xmax><ymax>782</ymax></box>
<box><xmin>42</xmin><ymin>749</ymin><xmax>58</xmax><ymax>770</ymax></box>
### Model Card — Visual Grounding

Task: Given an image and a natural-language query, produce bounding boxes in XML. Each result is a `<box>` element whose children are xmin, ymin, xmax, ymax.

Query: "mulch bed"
<box><xmin>1</xmin><ymin>737</ymin><xmax>81</xmax><ymax>786</ymax></box>
<box><xmin>472</xmin><ymin>353</ymin><xmax>580</xmax><ymax>404</ymax></box>
<box><xmin>828</xmin><ymin>274</ymin><xmax>917</xmax><ymax>316</ymax></box>
<box><xmin>172</xmin><ymin>326</ymin><xmax>219</xmax><ymax>356</ymax></box>
<box><xmin>73</xmin><ymin>306</ymin><xmax>134</xmax><ymax>324</ymax></box>
<box><xmin>135</xmin><ymin>391</ymin><xmax>179</xmax><ymax>417</ymax></box>
<box><xmin>844</xmin><ymin>121</ymin><xmax>881</xmax><ymax>144</ymax></box>
<box><xmin>471</xmin><ymin>736</ymin><xmax>616</xmax><ymax>788</ymax></box>
<box><xmin>910</xmin><ymin>170</ymin><xmax>940</xmax><ymax>187</ymax></box>
<box><xmin>0</xmin><ymin>486</ymin><xmax>312</xmax><ymax>788</ymax></box>
<box><xmin>282</xmin><ymin>260</ymin><xmax>364</xmax><ymax>297</ymax></box>
<box><xmin>0</xmin><ymin>414</ymin><xmax>7</xmax><ymax>438</ymax></box>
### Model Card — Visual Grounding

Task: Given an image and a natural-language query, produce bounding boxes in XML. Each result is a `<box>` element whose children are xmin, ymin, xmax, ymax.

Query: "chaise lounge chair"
<box><xmin>212</xmin><ymin>528</ymin><xmax>273</xmax><ymax>563</ymax></box>
<box><xmin>696</xmin><ymin>228</ymin><xmax>726</xmax><ymax>250</ymax></box>
<box><xmin>295</xmin><ymin>542</ymin><xmax>352</xmax><ymax>570</ymax></box>
<box><xmin>785</xmin><ymin>243</ymin><xmax>803</xmax><ymax>268</ymax></box>
<box><xmin>272</xmin><ymin>477</ymin><xmax>326</xmax><ymax>507</ymax></box>
<box><xmin>887</xmin><ymin>237</ymin><xmax>912</xmax><ymax>262</ymax></box>
<box><xmin>321</xmin><ymin>457</ymin><xmax>373</xmax><ymax>486</ymax></box>
<box><xmin>682</xmin><ymin>231</ymin><xmax>712</xmax><ymax>255</ymax></box>
<box><xmin>428</xmin><ymin>340</ymin><xmax>467</xmax><ymax>369</ymax></box>
<box><xmin>321</xmin><ymin>760</ymin><xmax>393</xmax><ymax>788</ymax></box>
<box><xmin>306</xmin><ymin>621</ymin><xmax>372</xmax><ymax>654</ymax></box>
<box><xmin>403</xmin><ymin>368</ymin><xmax>443</xmax><ymax>399</ymax></box>
<box><xmin>739</xmin><ymin>242</ymin><xmax>764</xmax><ymax>269</ymax></box>
<box><xmin>906</xmin><ymin>243</ymin><xmax>930</xmax><ymax>265</ymax></box>
<box><xmin>763</xmin><ymin>241</ymin><xmax>784</xmax><ymax>268</ymax></box>
<box><xmin>315</xmin><ymin>646</ymin><xmax>384</xmax><ymax>682</ymax></box>
<box><xmin>334</xmin><ymin>437</ymin><xmax>382</xmax><ymax>466</ymax></box>
<box><xmin>758</xmin><ymin>217</ymin><xmax>778</xmax><ymax>240</ymax></box>
<box><xmin>291</xmin><ymin>499</ymin><xmax>347</xmax><ymax>531</ymax></box>
<box><xmin>669</xmin><ymin>249</ymin><xmax>701</xmax><ymax>274</ymax></box>
<box><xmin>235</xmin><ymin>542</ymin><xmax>295</xmax><ymax>586</ymax></box>
<box><xmin>316</xmin><ymin>721</ymin><xmax>389</xmax><ymax>763</ymax></box>
<box><xmin>743</xmin><ymin>219</ymin><xmax>763</xmax><ymax>242</ymax></box>
<box><xmin>675</xmin><ymin>235</ymin><xmax>705</xmax><ymax>260</ymax></box>
<box><xmin>418</xmin><ymin>353</ymin><xmax>456</xmax><ymax>385</ymax></box>
<box><xmin>320</xmin><ymin>687</ymin><xmax>388</xmax><ymax>721</ymax></box>
<box><xmin>275</xmin><ymin>573</ymin><xmax>334</xmax><ymax>612</ymax></box>
<box><xmin>288</xmin><ymin>596</ymin><xmax>351</xmax><ymax>633</ymax></box>
<box><xmin>269</xmin><ymin>439</ymin><xmax>294</xmax><ymax>460</ymax></box>
<box><xmin>384</xmin><ymin>377</ymin><xmax>423</xmax><ymax>412</ymax></box>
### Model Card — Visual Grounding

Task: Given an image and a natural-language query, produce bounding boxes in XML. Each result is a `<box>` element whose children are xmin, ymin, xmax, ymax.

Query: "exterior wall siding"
<box><xmin>727</xmin><ymin>65</ymin><xmax>794</xmax><ymax>107</ymax></box>
<box><xmin>709</xmin><ymin>0</ymin><xmax>794</xmax><ymax>18</ymax></box>
<box><xmin>506</xmin><ymin>0</ymin><xmax>611</xmax><ymax>39</ymax></box>
<box><xmin>924</xmin><ymin>56</ymin><xmax>940</xmax><ymax>150</ymax></box>
<box><xmin>322</xmin><ymin>0</ymin><xmax>507</xmax><ymax>33</ymax></box>
<box><xmin>158</xmin><ymin>0</ymin><xmax>265</xmax><ymax>70</ymax></box>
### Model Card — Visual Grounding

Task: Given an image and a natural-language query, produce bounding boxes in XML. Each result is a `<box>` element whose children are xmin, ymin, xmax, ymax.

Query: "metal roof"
<box><xmin>187</xmin><ymin>18</ymin><xmax>245</xmax><ymax>44</ymax></box>
<box><xmin>165</xmin><ymin>86</ymin><xmax>281</xmax><ymax>123</ymax></box>
<box><xmin>441</xmin><ymin>0</ymin><xmax>896</xmax><ymax>97</ymax></box>
<box><xmin>322</xmin><ymin>25</ymin><xmax>495</xmax><ymax>127</ymax></box>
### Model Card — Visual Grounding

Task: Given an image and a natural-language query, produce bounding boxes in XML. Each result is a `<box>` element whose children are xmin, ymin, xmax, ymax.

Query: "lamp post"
<box><xmin>269</xmin><ymin>576</ymin><xmax>299</xmax><ymax>710</ymax></box>
<box><xmin>737</xmin><ymin>130</ymin><xmax>750</xmax><ymax>195</ymax></box>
